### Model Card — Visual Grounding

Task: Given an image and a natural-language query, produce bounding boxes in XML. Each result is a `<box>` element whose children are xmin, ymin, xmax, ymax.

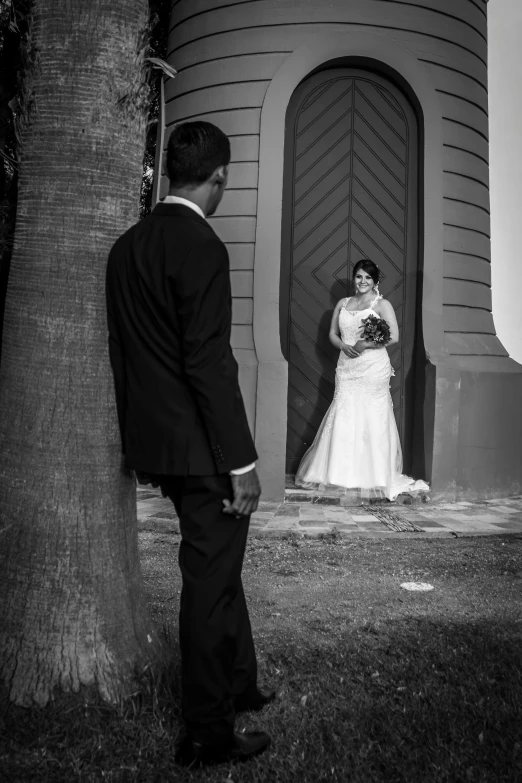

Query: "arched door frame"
<box><xmin>253</xmin><ymin>31</ymin><xmax>445</xmax><ymax>500</ymax></box>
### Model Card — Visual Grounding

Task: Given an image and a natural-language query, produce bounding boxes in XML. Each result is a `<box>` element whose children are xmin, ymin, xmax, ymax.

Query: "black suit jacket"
<box><xmin>105</xmin><ymin>202</ymin><xmax>258</xmax><ymax>475</ymax></box>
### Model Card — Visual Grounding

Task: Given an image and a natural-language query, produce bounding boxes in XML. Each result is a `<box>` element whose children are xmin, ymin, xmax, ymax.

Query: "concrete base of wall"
<box><xmin>233</xmin><ymin>348</ymin><xmax>258</xmax><ymax>436</ymax></box>
<box><xmin>425</xmin><ymin>361</ymin><xmax>522</xmax><ymax>501</ymax></box>
<box><xmin>254</xmin><ymin>359</ymin><xmax>288</xmax><ymax>501</ymax></box>
<box><xmin>253</xmin><ymin>352</ymin><xmax>522</xmax><ymax>503</ymax></box>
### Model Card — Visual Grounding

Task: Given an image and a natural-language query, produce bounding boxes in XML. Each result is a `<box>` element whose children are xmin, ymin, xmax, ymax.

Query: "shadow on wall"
<box><xmin>312</xmin><ymin>277</ymin><xmax>347</xmax><ymax>418</ymax></box>
<box><xmin>288</xmin><ymin>278</ymin><xmax>347</xmax><ymax>464</ymax></box>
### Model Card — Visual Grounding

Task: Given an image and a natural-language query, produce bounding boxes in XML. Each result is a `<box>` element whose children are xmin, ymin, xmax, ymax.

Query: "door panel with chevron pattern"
<box><xmin>281</xmin><ymin>69</ymin><xmax>419</xmax><ymax>474</ymax></box>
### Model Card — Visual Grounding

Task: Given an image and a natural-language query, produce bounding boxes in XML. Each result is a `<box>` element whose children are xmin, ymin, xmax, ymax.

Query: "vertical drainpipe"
<box><xmin>151</xmin><ymin>78</ymin><xmax>165</xmax><ymax>207</ymax></box>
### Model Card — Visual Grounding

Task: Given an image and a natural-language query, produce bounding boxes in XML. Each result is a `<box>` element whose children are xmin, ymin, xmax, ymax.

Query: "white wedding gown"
<box><xmin>295</xmin><ymin>296</ymin><xmax>429</xmax><ymax>501</ymax></box>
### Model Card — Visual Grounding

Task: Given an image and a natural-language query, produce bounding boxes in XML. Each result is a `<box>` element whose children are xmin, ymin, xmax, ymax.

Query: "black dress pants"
<box><xmin>159</xmin><ymin>474</ymin><xmax>258</xmax><ymax>746</ymax></box>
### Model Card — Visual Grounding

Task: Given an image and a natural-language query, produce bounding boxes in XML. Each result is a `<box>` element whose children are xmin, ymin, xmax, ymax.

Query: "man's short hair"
<box><xmin>166</xmin><ymin>121</ymin><xmax>231</xmax><ymax>188</ymax></box>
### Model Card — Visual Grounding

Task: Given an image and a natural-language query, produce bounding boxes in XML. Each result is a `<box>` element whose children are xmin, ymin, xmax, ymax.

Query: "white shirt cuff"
<box><xmin>229</xmin><ymin>462</ymin><xmax>256</xmax><ymax>475</ymax></box>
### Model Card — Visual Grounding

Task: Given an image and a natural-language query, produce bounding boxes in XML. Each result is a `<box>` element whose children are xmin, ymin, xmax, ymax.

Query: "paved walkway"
<box><xmin>137</xmin><ymin>486</ymin><xmax>522</xmax><ymax>539</ymax></box>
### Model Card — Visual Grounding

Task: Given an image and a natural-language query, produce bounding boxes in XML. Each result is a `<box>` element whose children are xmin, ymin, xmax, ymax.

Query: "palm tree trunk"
<box><xmin>0</xmin><ymin>0</ymin><xmax>157</xmax><ymax>706</ymax></box>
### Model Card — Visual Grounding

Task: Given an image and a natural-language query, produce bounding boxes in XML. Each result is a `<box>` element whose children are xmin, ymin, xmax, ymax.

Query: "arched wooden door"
<box><xmin>280</xmin><ymin>67</ymin><xmax>419</xmax><ymax>475</ymax></box>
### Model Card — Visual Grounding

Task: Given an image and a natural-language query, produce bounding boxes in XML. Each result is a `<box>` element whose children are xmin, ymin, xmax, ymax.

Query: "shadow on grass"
<box><xmin>0</xmin><ymin>617</ymin><xmax>520</xmax><ymax>782</ymax></box>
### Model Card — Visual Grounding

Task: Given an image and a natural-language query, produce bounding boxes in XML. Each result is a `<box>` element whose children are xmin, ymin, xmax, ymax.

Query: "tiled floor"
<box><xmin>137</xmin><ymin>486</ymin><xmax>522</xmax><ymax>539</ymax></box>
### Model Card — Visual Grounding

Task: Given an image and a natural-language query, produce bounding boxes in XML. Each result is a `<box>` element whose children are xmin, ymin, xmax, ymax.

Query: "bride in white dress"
<box><xmin>295</xmin><ymin>260</ymin><xmax>429</xmax><ymax>501</ymax></box>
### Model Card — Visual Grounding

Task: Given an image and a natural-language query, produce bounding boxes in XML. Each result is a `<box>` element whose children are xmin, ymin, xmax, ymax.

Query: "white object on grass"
<box><xmin>400</xmin><ymin>582</ymin><xmax>434</xmax><ymax>591</ymax></box>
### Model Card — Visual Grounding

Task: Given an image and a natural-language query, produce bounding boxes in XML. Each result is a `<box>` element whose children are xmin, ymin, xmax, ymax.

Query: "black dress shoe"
<box><xmin>174</xmin><ymin>730</ymin><xmax>271</xmax><ymax>768</ymax></box>
<box><xmin>234</xmin><ymin>686</ymin><xmax>277</xmax><ymax>713</ymax></box>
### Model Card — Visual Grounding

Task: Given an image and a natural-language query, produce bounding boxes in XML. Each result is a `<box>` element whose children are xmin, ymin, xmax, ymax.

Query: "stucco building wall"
<box><xmin>157</xmin><ymin>0</ymin><xmax>522</xmax><ymax>500</ymax></box>
<box><xmin>162</xmin><ymin>0</ymin><xmax>500</xmax><ymax>353</ymax></box>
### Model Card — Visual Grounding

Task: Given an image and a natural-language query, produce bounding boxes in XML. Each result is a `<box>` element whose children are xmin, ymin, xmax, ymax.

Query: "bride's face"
<box><xmin>354</xmin><ymin>270</ymin><xmax>374</xmax><ymax>295</ymax></box>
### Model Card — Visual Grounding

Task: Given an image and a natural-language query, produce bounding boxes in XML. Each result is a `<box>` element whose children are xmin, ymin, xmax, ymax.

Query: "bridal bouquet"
<box><xmin>361</xmin><ymin>314</ymin><xmax>391</xmax><ymax>346</ymax></box>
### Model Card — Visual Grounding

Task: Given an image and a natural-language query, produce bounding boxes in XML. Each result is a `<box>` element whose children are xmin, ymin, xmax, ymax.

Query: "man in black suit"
<box><xmin>106</xmin><ymin>121</ymin><xmax>274</xmax><ymax>767</ymax></box>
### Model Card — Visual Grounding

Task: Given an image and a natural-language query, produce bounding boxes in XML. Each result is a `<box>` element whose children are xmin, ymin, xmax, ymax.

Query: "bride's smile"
<box><xmin>354</xmin><ymin>270</ymin><xmax>375</xmax><ymax>301</ymax></box>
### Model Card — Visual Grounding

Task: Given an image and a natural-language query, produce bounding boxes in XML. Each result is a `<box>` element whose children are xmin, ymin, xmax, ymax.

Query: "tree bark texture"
<box><xmin>0</xmin><ymin>0</ymin><xmax>156</xmax><ymax>706</ymax></box>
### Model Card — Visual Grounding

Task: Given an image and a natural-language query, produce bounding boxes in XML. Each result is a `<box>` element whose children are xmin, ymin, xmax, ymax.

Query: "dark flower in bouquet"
<box><xmin>361</xmin><ymin>314</ymin><xmax>391</xmax><ymax>346</ymax></box>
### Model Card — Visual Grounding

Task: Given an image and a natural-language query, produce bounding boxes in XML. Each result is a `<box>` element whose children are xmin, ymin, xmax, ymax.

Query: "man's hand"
<box><xmin>223</xmin><ymin>468</ymin><xmax>261</xmax><ymax>518</ymax></box>
<box><xmin>135</xmin><ymin>471</ymin><xmax>161</xmax><ymax>488</ymax></box>
<box><xmin>135</xmin><ymin>471</ymin><xmax>169</xmax><ymax>498</ymax></box>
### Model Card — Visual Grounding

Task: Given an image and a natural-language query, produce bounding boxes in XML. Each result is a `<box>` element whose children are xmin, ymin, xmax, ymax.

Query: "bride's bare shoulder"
<box><xmin>335</xmin><ymin>297</ymin><xmax>349</xmax><ymax>311</ymax></box>
<box><xmin>374</xmin><ymin>297</ymin><xmax>394</xmax><ymax>313</ymax></box>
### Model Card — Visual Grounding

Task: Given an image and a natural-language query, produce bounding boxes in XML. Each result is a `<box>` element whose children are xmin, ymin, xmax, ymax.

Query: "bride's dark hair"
<box><xmin>351</xmin><ymin>259</ymin><xmax>381</xmax><ymax>287</ymax></box>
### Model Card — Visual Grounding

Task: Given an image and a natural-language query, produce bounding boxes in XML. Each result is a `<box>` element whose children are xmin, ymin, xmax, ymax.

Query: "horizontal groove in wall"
<box><xmin>418</xmin><ymin>59</ymin><xmax>487</xmax><ymax>92</ymax></box>
<box><xmin>162</xmin><ymin>134</ymin><xmax>260</xmax><ymax>149</ymax></box>
<box><xmin>444</xmin><ymin>304</ymin><xmax>491</xmax><ymax>312</ymax></box>
<box><xmin>466</xmin><ymin>0</ymin><xmax>487</xmax><ymax>19</ymax></box>
<box><xmin>442</xmin><ymin>117</ymin><xmax>488</xmax><ymax>143</ymax></box>
<box><xmin>167</xmin><ymin>24</ymin><xmax>487</xmax><ymax>69</ymax></box>
<box><xmin>443</xmin><ymin>197</ymin><xmax>490</xmax><ymax>215</ymax></box>
<box><xmin>444</xmin><ymin>145</ymin><xmax>489</xmax><ymax>166</ymax></box>
<box><xmin>392</xmin><ymin>2</ymin><xmax>486</xmax><ymax>41</ymax></box>
<box><xmin>444</xmin><ymin>222</ymin><xmax>490</xmax><ymax>239</ymax></box>
<box><xmin>437</xmin><ymin>90</ymin><xmax>488</xmax><ymax>118</ymax></box>
<box><xmin>443</xmin><ymin>171</ymin><xmax>489</xmax><ymax>191</ymax></box>
<box><xmin>165</xmin><ymin>107</ymin><xmax>260</xmax><ymax>128</ymax></box>
<box><xmin>171</xmin><ymin>1</ymin><xmax>263</xmax><ymax>30</ymax></box>
<box><xmin>445</xmin><ymin>332</ymin><xmax>496</xmax><ymax>336</ymax></box>
<box><xmin>173</xmin><ymin>51</ymin><xmax>292</xmax><ymax>75</ymax></box>
<box><xmin>165</xmin><ymin>79</ymin><xmax>271</xmax><ymax>106</ymax></box>
<box><xmin>170</xmin><ymin>2</ymin><xmax>487</xmax><ymax>44</ymax></box>
<box><xmin>443</xmin><ymin>250</ymin><xmax>490</xmax><ymax>262</ymax></box>
<box><xmin>443</xmin><ymin>276</ymin><xmax>491</xmax><ymax>288</ymax></box>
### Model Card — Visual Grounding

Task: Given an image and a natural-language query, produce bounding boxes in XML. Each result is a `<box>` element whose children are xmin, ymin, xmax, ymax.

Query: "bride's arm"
<box><xmin>329</xmin><ymin>299</ymin><xmax>358</xmax><ymax>357</ymax></box>
<box><xmin>328</xmin><ymin>299</ymin><xmax>345</xmax><ymax>351</ymax></box>
<box><xmin>378</xmin><ymin>299</ymin><xmax>399</xmax><ymax>346</ymax></box>
<box><xmin>328</xmin><ymin>299</ymin><xmax>344</xmax><ymax>350</ymax></box>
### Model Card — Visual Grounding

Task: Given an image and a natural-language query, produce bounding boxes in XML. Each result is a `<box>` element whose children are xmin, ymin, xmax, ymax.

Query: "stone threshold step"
<box><xmin>284</xmin><ymin>488</ymin><xmax>430</xmax><ymax>507</ymax></box>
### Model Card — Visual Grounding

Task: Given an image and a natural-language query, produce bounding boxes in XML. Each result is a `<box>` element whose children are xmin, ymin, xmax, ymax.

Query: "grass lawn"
<box><xmin>1</xmin><ymin>531</ymin><xmax>521</xmax><ymax>782</ymax></box>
